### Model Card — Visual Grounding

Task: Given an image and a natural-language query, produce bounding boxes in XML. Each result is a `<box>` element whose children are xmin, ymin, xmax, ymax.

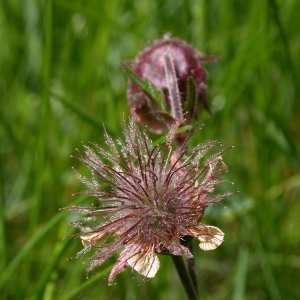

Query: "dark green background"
<box><xmin>1</xmin><ymin>0</ymin><xmax>299</xmax><ymax>299</ymax></box>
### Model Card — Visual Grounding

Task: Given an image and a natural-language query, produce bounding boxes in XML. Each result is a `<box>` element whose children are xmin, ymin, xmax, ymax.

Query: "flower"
<box><xmin>64</xmin><ymin>117</ymin><xmax>231</xmax><ymax>285</ymax></box>
<box><xmin>127</xmin><ymin>36</ymin><xmax>218</xmax><ymax>134</ymax></box>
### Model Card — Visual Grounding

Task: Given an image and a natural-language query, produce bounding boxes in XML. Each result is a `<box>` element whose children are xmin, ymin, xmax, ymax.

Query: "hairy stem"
<box><xmin>163</xmin><ymin>53</ymin><xmax>183</xmax><ymax>122</ymax></box>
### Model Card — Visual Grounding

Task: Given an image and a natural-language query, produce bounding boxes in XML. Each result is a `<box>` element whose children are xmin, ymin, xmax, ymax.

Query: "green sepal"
<box><xmin>121</xmin><ymin>63</ymin><xmax>166</xmax><ymax>110</ymax></box>
<box><xmin>184</xmin><ymin>76</ymin><xmax>197</xmax><ymax>118</ymax></box>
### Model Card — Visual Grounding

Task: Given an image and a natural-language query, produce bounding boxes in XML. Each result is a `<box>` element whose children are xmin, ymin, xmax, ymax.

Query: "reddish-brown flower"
<box><xmin>127</xmin><ymin>37</ymin><xmax>217</xmax><ymax>134</ymax></box>
<box><xmin>64</xmin><ymin>118</ymin><xmax>231</xmax><ymax>284</ymax></box>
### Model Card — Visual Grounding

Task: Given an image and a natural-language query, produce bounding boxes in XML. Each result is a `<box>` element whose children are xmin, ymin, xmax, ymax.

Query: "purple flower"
<box><xmin>64</xmin><ymin>118</ymin><xmax>231</xmax><ymax>285</ymax></box>
<box><xmin>127</xmin><ymin>37</ymin><xmax>217</xmax><ymax>134</ymax></box>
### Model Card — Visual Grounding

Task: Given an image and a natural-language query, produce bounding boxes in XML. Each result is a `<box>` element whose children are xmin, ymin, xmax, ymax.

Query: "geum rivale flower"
<box><xmin>64</xmin><ymin>118</ymin><xmax>232</xmax><ymax>285</ymax></box>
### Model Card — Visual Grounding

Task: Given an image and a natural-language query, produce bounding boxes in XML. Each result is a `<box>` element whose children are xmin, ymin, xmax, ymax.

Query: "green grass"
<box><xmin>0</xmin><ymin>0</ymin><xmax>299</xmax><ymax>299</ymax></box>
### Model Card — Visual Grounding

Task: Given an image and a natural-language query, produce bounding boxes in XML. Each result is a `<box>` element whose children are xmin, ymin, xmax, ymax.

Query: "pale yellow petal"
<box><xmin>190</xmin><ymin>225</ymin><xmax>224</xmax><ymax>251</ymax></box>
<box><xmin>80</xmin><ymin>232</ymin><xmax>107</xmax><ymax>247</ymax></box>
<box><xmin>126</xmin><ymin>249</ymin><xmax>160</xmax><ymax>278</ymax></box>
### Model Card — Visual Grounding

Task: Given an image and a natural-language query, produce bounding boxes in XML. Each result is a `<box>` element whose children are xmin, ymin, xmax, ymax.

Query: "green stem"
<box><xmin>171</xmin><ymin>255</ymin><xmax>199</xmax><ymax>300</ymax></box>
<box><xmin>0</xmin><ymin>150</ymin><xmax>6</xmax><ymax>270</ymax></box>
<box><xmin>187</xmin><ymin>243</ymin><xmax>198</xmax><ymax>294</ymax></box>
<box><xmin>268</xmin><ymin>0</ymin><xmax>299</xmax><ymax>95</ymax></box>
<box><xmin>30</xmin><ymin>0</ymin><xmax>53</xmax><ymax>233</ymax></box>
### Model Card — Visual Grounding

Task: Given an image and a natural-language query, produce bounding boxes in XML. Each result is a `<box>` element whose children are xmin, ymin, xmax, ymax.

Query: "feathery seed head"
<box><xmin>64</xmin><ymin>117</ymin><xmax>231</xmax><ymax>285</ymax></box>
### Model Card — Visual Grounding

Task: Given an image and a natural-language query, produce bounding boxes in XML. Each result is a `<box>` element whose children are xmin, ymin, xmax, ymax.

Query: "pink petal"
<box><xmin>108</xmin><ymin>248</ymin><xmax>129</xmax><ymax>285</ymax></box>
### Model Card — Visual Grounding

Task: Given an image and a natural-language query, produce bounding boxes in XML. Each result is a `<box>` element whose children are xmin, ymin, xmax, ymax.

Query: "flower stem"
<box><xmin>171</xmin><ymin>255</ymin><xmax>199</xmax><ymax>300</ymax></box>
<box><xmin>187</xmin><ymin>243</ymin><xmax>198</xmax><ymax>294</ymax></box>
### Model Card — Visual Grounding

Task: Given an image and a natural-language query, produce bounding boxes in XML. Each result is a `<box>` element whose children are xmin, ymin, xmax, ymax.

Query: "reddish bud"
<box><xmin>127</xmin><ymin>37</ymin><xmax>216</xmax><ymax>134</ymax></box>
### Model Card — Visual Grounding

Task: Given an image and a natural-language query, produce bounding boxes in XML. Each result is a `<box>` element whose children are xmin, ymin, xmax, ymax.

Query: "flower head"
<box><xmin>127</xmin><ymin>37</ymin><xmax>218</xmax><ymax>134</ymax></box>
<box><xmin>65</xmin><ymin>118</ymin><xmax>231</xmax><ymax>285</ymax></box>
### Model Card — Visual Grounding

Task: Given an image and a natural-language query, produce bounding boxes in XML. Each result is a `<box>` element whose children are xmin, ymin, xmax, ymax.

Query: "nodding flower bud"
<box><xmin>126</xmin><ymin>37</ymin><xmax>217</xmax><ymax>134</ymax></box>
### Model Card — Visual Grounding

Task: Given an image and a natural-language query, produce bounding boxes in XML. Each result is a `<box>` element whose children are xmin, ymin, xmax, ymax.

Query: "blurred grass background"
<box><xmin>0</xmin><ymin>0</ymin><xmax>300</xmax><ymax>299</ymax></box>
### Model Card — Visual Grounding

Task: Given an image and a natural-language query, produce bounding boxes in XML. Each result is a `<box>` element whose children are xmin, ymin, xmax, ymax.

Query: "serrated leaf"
<box><xmin>144</xmin><ymin>78</ymin><xmax>166</xmax><ymax>110</ymax></box>
<box><xmin>121</xmin><ymin>63</ymin><xmax>165</xmax><ymax>110</ymax></box>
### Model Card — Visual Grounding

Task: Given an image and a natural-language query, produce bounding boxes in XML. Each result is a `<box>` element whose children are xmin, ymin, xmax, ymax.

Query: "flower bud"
<box><xmin>127</xmin><ymin>37</ymin><xmax>216</xmax><ymax>133</ymax></box>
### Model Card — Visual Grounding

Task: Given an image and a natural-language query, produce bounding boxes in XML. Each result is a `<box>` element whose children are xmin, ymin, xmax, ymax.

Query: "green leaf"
<box><xmin>60</xmin><ymin>265</ymin><xmax>112</xmax><ymax>300</ymax></box>
<box><xmin>144</xmin><ymin>78</ymin><xmax>166</xmax><ymax>110</ymax></box>
<box><xmin>0</xmin><ymin>196</ymin><xmax>88</xmax><ymax>291</ymax></box>
<box><xmin>51</xmin><ymin>93</ymin><xmax>104</xmax><ymax>130</ymax></box>
<box><xmin>121</xmin><ymin>63</ymin><xmax>166</xmax><ymax>110</ymax></box>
